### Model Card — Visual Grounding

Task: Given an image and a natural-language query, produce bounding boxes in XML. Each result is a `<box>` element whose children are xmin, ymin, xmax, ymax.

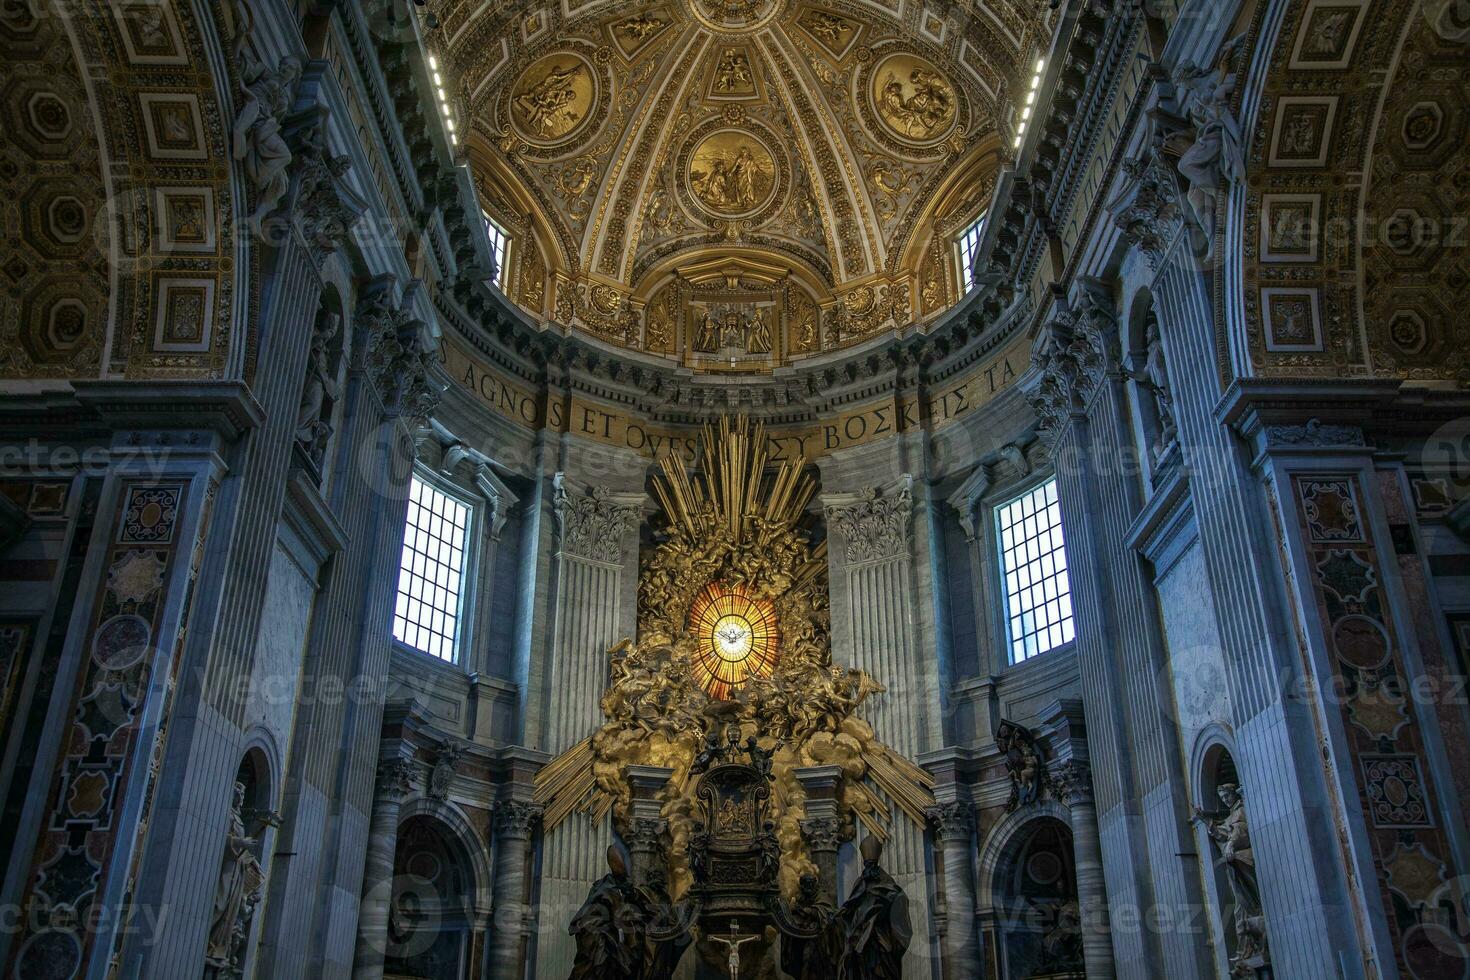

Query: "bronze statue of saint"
<box><xmin>780</xmin><ymin>873</ymin><xmax>839</xmax><ymax>980</ymax></box>
<box><xmin>834</xmin><ymin>836</ymin><xmax>911</xmax><ymax>980</ymax></box>
<box><xmin>568</xmin><ymin>846</ymin><xmax>646</xmax><ymax>980</ymax></box>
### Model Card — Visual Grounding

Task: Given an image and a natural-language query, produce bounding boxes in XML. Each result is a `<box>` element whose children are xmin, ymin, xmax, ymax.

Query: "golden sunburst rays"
<box><xmin>689</xmin><ymin>581</ymin><xmax>779</xmax><ymax>699</ymax></box>
<box><xmin>652</xmin><ymin>415</ymin><xmax>817</xmax><ymax>545</ymax></box>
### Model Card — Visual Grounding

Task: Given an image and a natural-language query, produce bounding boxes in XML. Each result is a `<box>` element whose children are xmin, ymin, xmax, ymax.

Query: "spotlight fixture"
<box><xmin>1012</xmin><ymin>56</ymin><xmax>1046</xmax><ymax>150</ymax></box>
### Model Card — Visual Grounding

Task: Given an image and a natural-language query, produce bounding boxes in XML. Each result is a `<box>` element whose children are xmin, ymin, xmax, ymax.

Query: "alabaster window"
<box><xmin>958</xmin><ymin>211</ymin><xmax>988</xmax><ymax>292</ymax></box>
<box><xmin>482</xmin><ymin>210</ymin><xmax>511</xmax><ymax>289</ymax></box>
<box><xmin>996</xmin><ymin>478</ymin><xmax>1075</xmax><ymax>662</ymax></box>
<box><xmin>393</xmin><ymin>474</ymin><xmax>475</xmax><ymax>663</ymax></box>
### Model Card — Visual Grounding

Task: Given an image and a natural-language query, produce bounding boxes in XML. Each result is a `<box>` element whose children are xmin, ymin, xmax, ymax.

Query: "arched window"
<box><xmin>956</xmin><ymin>211</ymin><xmax>988</xmax><ymax>292</ymax></box>
<box><xmin>481</xmin><ymin>209</ymin><xmax>511</xmax><ymax>289</ymax></box>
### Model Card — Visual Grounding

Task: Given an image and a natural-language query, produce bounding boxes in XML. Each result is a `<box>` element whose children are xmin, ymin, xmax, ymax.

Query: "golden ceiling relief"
<box><xmin>510</xmin><ymin>54</ymin><xmax>597</xmax><ymax>143</ymax></box>
<box><xmin>688</xmin><ymin>130</ymin><xmax>778</xmax><ymax>216</ymax></box>
<box><xmin>691</xmin><ymin>0</ymin><xmax>782</xmax><ymax>33</ymax></box>
<box><xmin>609</xmin><ymin>9</ymin><xmax>676</xmax><ymax>59</ymax></box>
<box><xmin>871</xmin><ymin>53</ymin><xmax>957</xmax><ymax>143</ymax></box>
<box><xmin>709</xmin><ymin>47</ymin><xmax>760</xmax><ymax>99</ymax></box>
<box><xmin>796</xmin><ymin>8</ymin><xmax>859</xmax><ymax>60</ymax></box>
<box><xmin>455</xmin><ymin>1</ymin><xmax>1023</xmax><ymax>366</ymax></box>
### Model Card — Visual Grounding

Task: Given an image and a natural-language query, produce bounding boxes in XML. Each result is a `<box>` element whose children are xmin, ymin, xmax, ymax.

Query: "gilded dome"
<box><xmin>435</xmin><ymin>0</ymin><xmax>1051</xmax><ymax>371</ymax></box>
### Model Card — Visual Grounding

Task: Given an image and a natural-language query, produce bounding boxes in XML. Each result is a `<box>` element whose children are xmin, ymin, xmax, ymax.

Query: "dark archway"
<box><xmin>384</xmin><ymin>814</ymin><xmax>480</xmax><ymax>979</ymax></box>
<box><xmin>991</xmin><ymin>816</ymin><xmax>1085</xmax><ymax>980</ymax></box>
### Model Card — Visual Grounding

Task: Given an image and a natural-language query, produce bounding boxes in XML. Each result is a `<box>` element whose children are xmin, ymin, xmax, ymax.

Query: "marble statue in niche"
<box><xmin>205</xmin><ymin>782</ymin><xmax>265</xmax><ymax>977</ymax></box>
<box><xmin>1128</xmin><ymin>313</ymin><xmax>1178</xmax><ymax>464</ymax></box>
<box><xmin>1193</xmin><ymin>782</ymin><xmax>1271</xmax><ymax>976</ymax></box>
<box><xmin>1173</xmin><ymin>38</ymin><xmax>1245</xmax><ymax>241</ymax></box>
<box><xmin>295</xmin><ymin>311</ymin><xmax>343</xmax><ymax>469</ymax></box>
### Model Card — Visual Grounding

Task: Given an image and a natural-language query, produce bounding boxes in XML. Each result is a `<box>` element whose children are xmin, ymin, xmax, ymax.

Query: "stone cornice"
<box><xmin>0</xmin><ymin>380</ymin><xmax>265</xmax><ymax>442</ymax></box>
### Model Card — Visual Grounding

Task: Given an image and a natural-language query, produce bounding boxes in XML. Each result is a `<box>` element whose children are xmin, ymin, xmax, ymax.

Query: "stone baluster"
<box><xmin>796</xmin><ymin>766</ymin><xmax>845</xmax><ymax>905</ymax></box>
<box><xmin>1051</xmin><ymin>761</ymin><xmax>1115</xmax><ymax>979</ymax></box>
<box><xmin>353</xmin><ymin>759</ymin><xmax>417</xmax><ymax>980</ymax></box>
<box><xmin>487</xmin><ymin>799</ymin><xmax>542</xmax><ymax>979</ymax></box>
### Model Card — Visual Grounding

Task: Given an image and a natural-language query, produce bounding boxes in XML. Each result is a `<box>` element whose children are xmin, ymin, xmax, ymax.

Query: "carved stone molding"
<box><xmin>1027</xmin><ymin>284</ymin><xmax>1118</xmax><ymax>437</ymax></box>
<box><xmin>824</xmin><ymin>476</ymin><xmax>913</xmax><ymax>563</ymax></box>
<box><xmin>1048</xmin><ymin>761</ymin><xmax>1093</xmax><ymax>807</ymax></box>
<box><xmin>356</xmin><ymin>284</ymin><xmax>440</xmax><ymax>426</ymax></box>
<box><xmin>1262</xmin><ymin>418</ymin><xmax>1365</xmax><ymax>449</ymax></box>
<box><xmin>799</xmin><ymin>815</ymin><xmax>844</xmax><ymax>852</ymax></box>
<box><xmin>948</xmin><ymin>464</ymin><xmax>992</xmax><ymax>541</ymax></box>
<box><xmin>287</xmin><ymin>111</ymin><xmax>365</xmax><ymax>265</ymax></box>
<box><xmin>492</xmin><ymin>800</ymin><xmax>543</xmax><ymax>840</ymax></box>
<box><xmin>925</xmin><ymin>801</ymin><xmax>975</xmax><ymax>844</ymax></box>
<box><xmin>1105</xmin><ymin>147</ymin><xmax>1182</xmax><ymax>259</ymax></box>
<box><xmin>552</xmin><ymin>474</ymin><xmax>643</xmax><ymax>563</ymax></box>
<box><xmin>376</xmin><ymin>759</ymin><xmax>418</xmax><ymax>800</ymax></box>
<box><xmin>427</xmin><ymin>740</ymin><xmax>464</xmax><ymax>801</ymax></box>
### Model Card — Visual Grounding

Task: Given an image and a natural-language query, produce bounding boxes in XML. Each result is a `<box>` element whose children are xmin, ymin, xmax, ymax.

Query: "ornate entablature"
<box><xmin>436</xmin><ymin>0</ymin><xmax>1049</xmax><ymax>371</ymax></box>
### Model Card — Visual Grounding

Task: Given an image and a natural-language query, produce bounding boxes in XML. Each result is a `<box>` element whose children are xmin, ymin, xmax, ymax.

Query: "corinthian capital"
<box><xmin>800</xmin><ymin>815</ymin><xmax>844</xmax><ymax>852</ymax></box>
<box><xmin>926</xmin><ymin>801</ymin><xmax>975</xmax><ymax>844</ymax></box>
<box><xmin>492</xmin><ymin>800</ymin><xmax>542</xmax><ymax>840</ymax></box>
<box><xmin>823</xmin><ymin>476</ymin><xmax>913</xmax><ymax>564</ymax></box>
<box><xmin>1048</xmin><ymin>761</ymin><xmax>1093</xmax><ymax>807</ymax></box>
<box><xmin>552</xmin><ymin>473</ymin><xmax>643</xmax><ymax>563</ymax></box>
<box><xmin>376</xmin><ymin>759</ymin><xmax>419</xmax><ymax>800</ymax></box>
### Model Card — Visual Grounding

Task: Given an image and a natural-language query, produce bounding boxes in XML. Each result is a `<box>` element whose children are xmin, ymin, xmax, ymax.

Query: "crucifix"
<box><xmin>706</xmin><ymin>919</ymin><xmax>759</xmax><ymax>980</ymax></box>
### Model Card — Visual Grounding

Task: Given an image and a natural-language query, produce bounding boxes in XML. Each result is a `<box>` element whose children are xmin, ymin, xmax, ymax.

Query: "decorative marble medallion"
<box><xmin>871</xmin><ymin>54</ymin><xmax>957</xmax><ymax>144</ymax></box>
<box><xmin>91</xmin><ymin>614</ymin><xmax>152</xmax><ymax>671</ymax></box>
<box><xmin>510</xmin><ymin>54</ymin><xmax>597</xmax><ymax>145</ymax></box>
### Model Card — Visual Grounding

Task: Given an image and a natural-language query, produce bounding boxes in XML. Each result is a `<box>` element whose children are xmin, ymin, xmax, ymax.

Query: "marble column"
<box><xmin>353</xmin><ymin>759</ymin><xmax>418</xmax><ymax>980</ymax></box>
<box><xmin>626</xmin><ymin>766</ymin><xmax>672</xmax><ymax>886</ymax></box>
<box><xmin>796</xmin><ymin>766</ymin><xmax>845</xmax><ymax>904</ymax></box>
<box><xmin>1051</xmin><ymin>761</ymin><xmax>1115</xmax><ymax>979</ymax></box>
<box><xmin>927</xmin><ymin>800</ymin><xmax>980</xmax><ymax>980</ymax></box>
<box><xmin>822</xmin><ymin>476</ymin><xmax>933</xmax><ymax>968</ymax></box>
<box><xmin>487</xmin><ymin>799</ymin><xmax>541</xmax><ymax>979</ymax></box>
<box><xmin>536</xmin><ymin>475</ymin><xmax>643</xmax><ymax>979</ymax></box>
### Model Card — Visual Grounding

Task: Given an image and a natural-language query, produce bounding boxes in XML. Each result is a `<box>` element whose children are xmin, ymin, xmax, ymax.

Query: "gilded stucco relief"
<box><xmin>444</xmin><ymin>0</ymin><xmax>1033</xmax><ymax>371</ymax></box>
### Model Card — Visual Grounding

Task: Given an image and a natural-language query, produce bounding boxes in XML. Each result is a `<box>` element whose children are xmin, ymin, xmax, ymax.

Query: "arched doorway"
<box><xmin>988</xmin><ymin>815</ymin><xmax>1085</xmax><ymax>980</ymax></box>
<box><xmin>385</xmin><ymin>815</ymin><xmax>480</xmax><ymax>979</ymax></box>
